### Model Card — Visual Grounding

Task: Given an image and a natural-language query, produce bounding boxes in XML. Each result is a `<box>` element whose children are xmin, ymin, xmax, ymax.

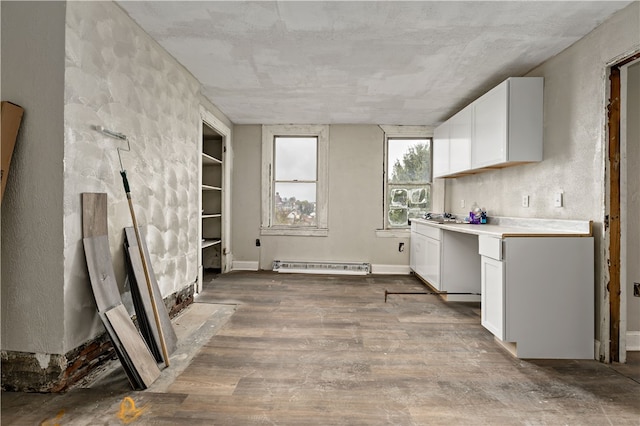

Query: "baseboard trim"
<box><xmin>232</xmin><ymin>261</ymin><xmax>259</xmax><ymax>271</ymax></box>
<box><xmin>371</xmin><ymin>264</ymin><xmax>411</xmax><ymax>275</ymax></box>
<box><xmin>626</xmin><ymin>331</ymin><xmax>640</xmax><ymax>351</ymax></box>
<box><xmin>594</xmin><ymin>339</ymin><xmax>602</xmax><ymax>361</ymax></box>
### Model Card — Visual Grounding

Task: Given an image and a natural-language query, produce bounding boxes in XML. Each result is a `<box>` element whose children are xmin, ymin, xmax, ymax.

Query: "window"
<box><xmin>261</xmin><ymin>125</ymin><xmax>329</xmax><ymax>236</ymax></box>
<box><xmin>382</xmin><ymin>126</ymin><xmax>432</xmax><ymax>229</ymax></box>
<box><xmin>273</xmin><ymin>136</ymin><xmax>317</xmax><ymax>226</ymax></box>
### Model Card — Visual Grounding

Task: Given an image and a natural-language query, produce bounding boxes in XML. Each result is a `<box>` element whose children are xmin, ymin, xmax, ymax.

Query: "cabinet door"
<box><xmin>410</xmin><ymin>231</ymin><xmax>428</xmax><ymax>279</ymax></box>
<box><xmin>409</xmin><ymin>231</ymin><xmax>422</xmax><ymax>273</ymax></box>
<box><xmin>432</xmin><ymin>121</ymin><xmax>450</xmax><ymax>178</ymax></box>
<box><xmin>481</xmin><ymin>255</ymin><xmax>505</xmax><ymax>340</ymax></box>
<box><xmin>472</xmin><ymin>80</ymin><xmax>508</xmax><ymax>168</ymax></box>
<box><xmin>448</xmin><ymin>104</ymin><xmax>472</xmax><ymax>174</ymax></box>
<box><xmin>424</xmin><ymin>237</ymin><xmax>442</xmax><ymax>290</ymax></box>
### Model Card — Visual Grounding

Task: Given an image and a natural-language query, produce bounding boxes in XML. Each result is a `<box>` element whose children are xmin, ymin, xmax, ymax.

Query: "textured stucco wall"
<box><xmin>626</xmin><ymin>61</ymin><xmax>639</xmax><ymax>333</ymax></box>
<box><xmin>62</xmin><ymin>1</ymin><xmax>205</xmax><ymax>351</ymax></box>
<box><xmin>443</xmin><ymin>2</ymin><xmax>639</xmax><ymax>359</ymax></box>
<box><xmin>1</xmin><ymin>1</ymin><xmax>66</xmax><ymax>354</ymax></box>
<box><xmin>232</xmin><ymin>124</ymin><xmax>411</xmax><ymax>270</ymax></box>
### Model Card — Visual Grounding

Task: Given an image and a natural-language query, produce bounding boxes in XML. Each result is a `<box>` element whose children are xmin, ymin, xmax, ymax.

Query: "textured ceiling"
<box><xmin>117</xmin><ymin>1</ymin><xmax>633</xmax><ymax>125</ymax></box>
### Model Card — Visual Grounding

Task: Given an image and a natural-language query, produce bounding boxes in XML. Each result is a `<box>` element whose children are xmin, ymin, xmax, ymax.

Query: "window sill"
<box><xmin>375</xmin><ymin>229</ymin><xmax>411</xmax><ymax>238</ymax></box>
<box><xmin>261</xmin><ymin>227</ymin><xmax>329</xmax><ymax>237</ymax></box>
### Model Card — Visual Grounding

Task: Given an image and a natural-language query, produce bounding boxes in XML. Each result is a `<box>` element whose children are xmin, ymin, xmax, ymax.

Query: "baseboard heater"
<box><xmin>272</xmin><ymin>260</ymin><xmax>371</xmax><ymax>275</ymax></box>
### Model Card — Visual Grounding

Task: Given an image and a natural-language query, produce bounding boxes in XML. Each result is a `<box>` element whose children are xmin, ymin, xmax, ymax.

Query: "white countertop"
<box><xmin>411</xmin><ymin>217</ymin><xmax>592</xmax><ymax>238</ymax></box>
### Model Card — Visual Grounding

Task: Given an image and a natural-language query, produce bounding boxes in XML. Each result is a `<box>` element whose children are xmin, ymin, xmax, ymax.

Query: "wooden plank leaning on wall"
<box><xmin>1</xmin><ymin>101</ymin><xmax>24</xmax><ymax>204</ymax></box>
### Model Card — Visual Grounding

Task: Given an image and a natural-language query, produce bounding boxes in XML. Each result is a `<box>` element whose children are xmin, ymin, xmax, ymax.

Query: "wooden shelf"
<box><xmin>201</xmin><ymin>238</ymin><xmax>221</xmax><ymax>249</ymax></box>
<box><xmin>202</xmin><ymin>213</ymin><xmax>222</xmax><ymax>219</ymax></box>
<box><xmin>202</xmin><ymin>185</ymin><xmax>222</xmax><ymax>191</ymax></box>
<box><xmin>202</xmin><ymin>152</ymin><xmax>222</xmax><ymax>165</ymax></box>
<box><xmin>201</xmin><ymin>129</ymin><xmax>224</xmax><ymax>271</ymax></box>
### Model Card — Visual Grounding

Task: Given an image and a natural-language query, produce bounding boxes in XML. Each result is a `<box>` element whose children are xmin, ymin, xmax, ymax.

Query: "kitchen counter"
<box><xmin>410</xmin><ymin>216</ymin><xmax>592</xmax><ymax>238</ymax></box>
<box><xmin>409</xmin><ymin>215</ymin><xmax>594</xmax><ymax>359</ymax></box>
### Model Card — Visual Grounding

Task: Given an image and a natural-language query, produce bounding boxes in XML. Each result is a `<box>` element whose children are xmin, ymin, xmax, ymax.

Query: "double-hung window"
<box><xmin>261</xmin><ymin>125</ymin><xmax>329</xmax><ymax>236</ymax></box>
<box><xmin>382</xmin><ymin>126</ymin><xmax>432</xmax><ymax>229</ymax></box>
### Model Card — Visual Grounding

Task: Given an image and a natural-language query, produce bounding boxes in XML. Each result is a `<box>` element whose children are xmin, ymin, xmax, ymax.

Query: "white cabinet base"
<box><xmin>480</xmin><ymin>236</ymin><xmax>594</xmax><ymax>359</ymax></box>
<box><xmin>410</xmin><ymin>218</ymin><xmax>594</xmax><ymax>359</ymax></box>
<box><xmin>503</xmin><ymin>237</ymin><xmax>594</xmax><ymax>359</ymax></box>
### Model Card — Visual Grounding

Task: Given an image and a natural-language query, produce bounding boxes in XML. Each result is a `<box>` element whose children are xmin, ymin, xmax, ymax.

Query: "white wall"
<box><xmin>443</xmin><ymin>2</ymin><xmax>639</xmax><ymax>359</ymax></box>
<box><xmin>1</xmin><ymin>1</ymin><xmax>67</xmax><ymax>354</ymax></box>
<box><xmin>232</xmin><ymin>124</ymin><xmax>412</xmax><ymax>271</ymax></box>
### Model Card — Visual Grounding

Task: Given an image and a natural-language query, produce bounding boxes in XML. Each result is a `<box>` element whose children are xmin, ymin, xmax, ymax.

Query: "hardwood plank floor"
<box><xmin>2</xmin><ymin>271</ymin><xmax>639</xmax><ymax>425</ymax></box>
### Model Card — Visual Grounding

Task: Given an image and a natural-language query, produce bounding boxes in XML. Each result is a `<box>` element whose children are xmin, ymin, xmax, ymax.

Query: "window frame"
<box><xmin>261</xmin><ymin>124</ymin><xmax>329</xmax><ymax>236</ymax></box>
<box><xmin>380</xmin><ymin>125</ymin><xmax>433</xmax><ymax>231</ymax></box>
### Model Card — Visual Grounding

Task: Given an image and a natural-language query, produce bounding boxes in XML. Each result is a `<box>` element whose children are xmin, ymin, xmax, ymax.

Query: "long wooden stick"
<box><xmin>121</xmin><ymin>171</ymin><xmax>170</xmax><ymax>367</ymax></box>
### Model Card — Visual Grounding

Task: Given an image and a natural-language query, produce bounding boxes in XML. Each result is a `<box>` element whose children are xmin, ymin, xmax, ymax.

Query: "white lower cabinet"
<box><xmin>411</xmin><ymin>223</ymin><xmax>480</xmax><ymax>298</ymax></box>
<box><xmin>410</xmin><ymin>222</ymin><xmax>441</xmax><ymax>289</ymax></box>
<box><xmin>480</xmin><ymin>255</ymin><xmax>504</xmax><ymax>339</ymax></box>
<box><xmin>479</xmin><ymin>235</ymin><xmax>594</xmax><ymax>359</ymax></box>
<box><xmin>410</xmin><ymin>219</ymin><xmax>594</xmax><ymax>359</ymax></box>
<box><xmin>423</xmin><ymin>236</ymin><xmax>441</xmax><ymax>290</ymax></box>
<box><xmin>409</xmin><ymin>230</ymin><xmax>427</xmax><ymax>280</ymax></box>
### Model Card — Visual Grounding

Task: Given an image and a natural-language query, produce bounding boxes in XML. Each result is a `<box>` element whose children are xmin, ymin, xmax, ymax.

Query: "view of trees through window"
<box><xmin>273</xmin><ymin>136</ymin><xmax>318</xmax><ymax>226</ymax></box>
<box><xmin>387</xmin><ymin>138</ymin><xmax>431</xmax><ymax>227</ymax></box>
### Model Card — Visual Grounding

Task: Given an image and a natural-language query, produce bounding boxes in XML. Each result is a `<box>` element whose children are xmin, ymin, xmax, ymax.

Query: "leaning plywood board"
<box><xmin>82</xmin><ymin>193</ymin><xmax>108</xmax><ymax>238</ymax></box>
<box><xmin>104</xmin><ymin>304</ymin><xmax>161</xmax><ymax>388</ymax></box>
<box><xmin>126</xmin><ymin>247</ymin><xmax>163</xmax><ymax>363</ymax></box>
<box><xmin>124</xmin><ymin>227</ymin><xmax>177</xmax><ymax>355</ymax></box>
<box><xmin>98</xmin><ymin>311</ymin><xmax>143</xmax><ymax>390</ymax></box>
<box><xmin>83</xmin><ymin>235</ymin><xmax>122</xmax><ymax>312</ymax></box>
<box><xmin>82</xmin><ymin>193</ymin><xmax>121</xmax><ymax>311</ymax></box>
<box><xmin>1</xmin><ymin>101</ymin><xmax>24</xmax><ymax>204</ymax></box>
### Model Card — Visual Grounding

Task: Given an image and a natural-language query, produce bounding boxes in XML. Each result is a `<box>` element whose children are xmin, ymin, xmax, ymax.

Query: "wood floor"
<box><xmin>3</xmin><ymin>271</ymin><xmax>640</xmax><ymax>425</ymax></box>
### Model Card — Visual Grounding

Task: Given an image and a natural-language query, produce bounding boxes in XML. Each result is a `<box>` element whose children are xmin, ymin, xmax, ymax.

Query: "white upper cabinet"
<box><xmin>448</xmin><ymin>104</ymin><xmax>473</xmax><ymax>174</ymax></box>
<box><xmin>472</xmin><ymin>77</ymin><xmax>543</xmax><ymax>169</ymax></box>
<box><xmin>433</xmin><ymin>77</ymin><xmax>543</xmax><ymax>178</ymax></box>
<box><xmin>432</xmin><ymin>120</ymin><xmax>450</xmax><ymax>178</ymax></box>
<box><xmin>473</xmin><ymin>81</ymin><xmax>508</xmax><ymax>168</ymax></box>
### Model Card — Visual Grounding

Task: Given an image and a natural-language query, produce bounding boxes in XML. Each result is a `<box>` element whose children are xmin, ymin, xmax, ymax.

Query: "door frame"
<box><xmin>606</xmin><ymin>51</ymin><xmax>640</xmax><ymax>363</ymax></box>
<box><xmin>199</xmin><ymin>107</ymin><xmax>232</xmax><ymax>291</ymax></box>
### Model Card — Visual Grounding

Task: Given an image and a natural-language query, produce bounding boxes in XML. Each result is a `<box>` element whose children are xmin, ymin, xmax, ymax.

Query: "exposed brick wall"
<box><xmin>1</xmin><ymin>333</ymin><xmax>115</xmax><ymax>393</ymax></box>
<box><xmin>1</xmin><ymin>285</ymin><xmax>194</xmax><ymax>393</ymax></box>
<box><xmin>166</xmin><ymin>282</ymin><xmax>196</xmax><ymax>318</ymax></box>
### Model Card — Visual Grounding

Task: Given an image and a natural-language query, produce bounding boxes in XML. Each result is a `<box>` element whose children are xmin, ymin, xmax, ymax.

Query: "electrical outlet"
<box><xmin>554</xmin><ymin>192</ymin><xmax>563</xmax><ymax>207</ymax></box>
<box><xmin>399</xmin><ymin>242</ymin><xmax>405</xmax><ymax>252</ymax></box>
<box><xmin>634</xmin><ymin>282</ymin><xmax>640</xmax><ymax>297</ymax></box>
<box><xmin>460</xmin><ymin>199</ymin><xmax>465</xmax><ymax>208</ymax></box>
<box><xmin>522</xmin><ymin>195</ymin><xmax>530</xmax><ymax>208</ymax></box>
<box><xmin>255</xmin><ymin>238</ymin><xmax>261</xmax><ymax>247</ymax></box>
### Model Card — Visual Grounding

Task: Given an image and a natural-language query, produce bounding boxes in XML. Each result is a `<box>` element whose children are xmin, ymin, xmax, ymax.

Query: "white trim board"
<box><xmin>232</xmin><ymin>261</ymin><xmax>259</xmax><ymax>271</ymax></box>
<box><xmin>371</xmin><ymin>264</ymin><xmax>411</xmax><ymax>275</ymax></box>
<box><xmin>627</xmin><ymin>331</ymin><xmax>640</xmax><ymax>351</ymax></box>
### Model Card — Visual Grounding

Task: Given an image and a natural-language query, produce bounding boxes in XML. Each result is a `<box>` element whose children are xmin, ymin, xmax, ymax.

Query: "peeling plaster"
<box><xmin>34</xmin><ymin>353</ymin><xmax>50</xmax><ymax>370</ymax></box>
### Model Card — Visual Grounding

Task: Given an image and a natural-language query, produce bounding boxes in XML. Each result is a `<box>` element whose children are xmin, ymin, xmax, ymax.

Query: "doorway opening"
<box><xmin>199</xmin><ymin>108</ymin><xmax>232</xmax><ymax>292</ymax></box>
<box><xmin>606</xmin><ymin>52</ymin><xmax>640</xmax><ymax>363</ymax></box>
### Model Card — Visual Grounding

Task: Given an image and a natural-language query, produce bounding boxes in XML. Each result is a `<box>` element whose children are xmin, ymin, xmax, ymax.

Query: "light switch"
<box><xmin>554</xmin><ymin>192</ymin><xmax>563</xmax><ymax>207</ymax></box>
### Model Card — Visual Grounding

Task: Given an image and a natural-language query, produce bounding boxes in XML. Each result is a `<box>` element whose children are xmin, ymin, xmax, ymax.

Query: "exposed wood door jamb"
<box><xmin>607</xmin><ymin>51</ymin><xmax>640</xmax><ymax>363</ymax></box>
